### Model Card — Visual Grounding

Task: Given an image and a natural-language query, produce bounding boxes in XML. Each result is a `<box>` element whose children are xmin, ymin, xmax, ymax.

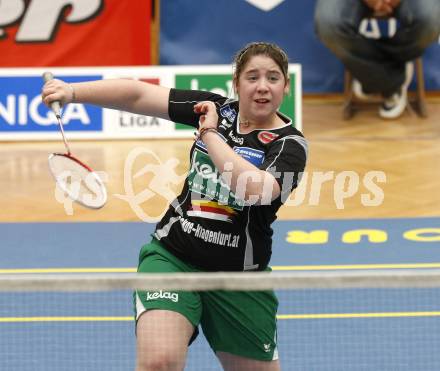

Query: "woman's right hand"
<box><xmin>42</xmin><ymin>79</ymin><xmax>75</xmax><ymax>108</ymax></box>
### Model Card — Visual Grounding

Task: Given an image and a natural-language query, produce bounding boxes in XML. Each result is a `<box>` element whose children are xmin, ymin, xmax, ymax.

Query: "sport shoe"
<box><xmin>378</xmin><ymin>89</ymin><xmax>407</xmax><ymax>119</ymax></box>
<box><xmin>352</xmin><ymin>79</ymin><xmax>375</xmax><ymax>101</ymax></box>
<box><xmin>379</xmin><ymin>62</ymin><xmax>414</xmax><ymax>119</ymax></box>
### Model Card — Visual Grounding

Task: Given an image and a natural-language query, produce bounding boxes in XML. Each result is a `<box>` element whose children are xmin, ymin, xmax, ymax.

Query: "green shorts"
<box><xmin>134</xmin><ymin>238</ymin><xmax>279</xmax><ymax>361</ymax></box>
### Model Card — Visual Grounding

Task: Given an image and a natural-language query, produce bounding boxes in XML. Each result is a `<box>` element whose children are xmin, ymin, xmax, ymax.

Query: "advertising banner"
<box><xmin>0</xmin><ymin>64</ymin><xmax>301</xmax><ymax>140</ymax></box>
<box><xmin>160</xmin><ymin>0</ymin><xmax>440</xmax><ymax>93</ymax></box>
<box><xmin>0</xmin><ymin>0</ymin><xmax>151</xmax><ymax>67</ymax></box>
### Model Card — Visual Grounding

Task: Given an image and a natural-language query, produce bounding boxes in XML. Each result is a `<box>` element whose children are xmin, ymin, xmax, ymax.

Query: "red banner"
<box><xmin>0</xmin><ymin>0</ymin><xmax>151</xmax><ymax>67</ymax></box>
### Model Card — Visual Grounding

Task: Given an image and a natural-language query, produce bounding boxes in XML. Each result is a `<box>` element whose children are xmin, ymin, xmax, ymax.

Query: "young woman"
<box><xmin>42</xmin><ymin>42</ymin><xmax>308</xmax><ymax>371</ymax></box>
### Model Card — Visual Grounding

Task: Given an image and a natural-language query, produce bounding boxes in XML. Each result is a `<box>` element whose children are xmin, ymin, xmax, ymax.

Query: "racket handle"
<box><xmin>42</xmin><ymin>71</ymin><xmax>62</xmax><ymax>118</ymax></box>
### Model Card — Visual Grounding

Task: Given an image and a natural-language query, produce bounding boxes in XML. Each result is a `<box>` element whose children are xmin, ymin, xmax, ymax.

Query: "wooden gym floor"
<box><xmin>2</xmin><ymin>96</ymin><xmax>440</xmax><ymax>223</ymax></box>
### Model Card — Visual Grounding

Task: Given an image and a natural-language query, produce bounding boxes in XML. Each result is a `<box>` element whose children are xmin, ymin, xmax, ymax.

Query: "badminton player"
<box><xmin>42</xmin><ymin>42</ymin><xmax>308</xmax><ymax>371</ymax></box>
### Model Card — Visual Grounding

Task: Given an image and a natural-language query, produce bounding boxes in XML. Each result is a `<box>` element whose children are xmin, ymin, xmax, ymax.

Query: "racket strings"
<box><xmin>48</xmin><ymin>154</ymin><xmax>107</xmax><ymax>209</ymax></box>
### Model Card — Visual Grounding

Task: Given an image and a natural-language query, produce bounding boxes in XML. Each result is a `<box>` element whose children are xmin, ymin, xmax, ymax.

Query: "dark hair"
<box><xmin>233</xmin><ymin>42</ymin><xmax>289</xmax><ymax>82</ymax></box>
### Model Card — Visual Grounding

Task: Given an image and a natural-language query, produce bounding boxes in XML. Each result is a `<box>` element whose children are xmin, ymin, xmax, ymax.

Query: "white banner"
<box><xmin>0</xmin><ymin>65</ymin><xmax>301</xmax><ymax>141</ymax></box>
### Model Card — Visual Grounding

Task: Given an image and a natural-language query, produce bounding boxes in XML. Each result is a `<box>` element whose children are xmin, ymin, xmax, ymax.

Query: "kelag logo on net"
<box><xmin>0</xmin><ymin>75</ymin><xmax>102</xmax><ymax>132</ymax></box>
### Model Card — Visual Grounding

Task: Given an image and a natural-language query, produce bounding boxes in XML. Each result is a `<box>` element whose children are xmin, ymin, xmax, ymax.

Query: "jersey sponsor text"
<box><xmin>179</xmin><ymin>216</ymin><xmax>240</xmax><ymax>247</ymax></box>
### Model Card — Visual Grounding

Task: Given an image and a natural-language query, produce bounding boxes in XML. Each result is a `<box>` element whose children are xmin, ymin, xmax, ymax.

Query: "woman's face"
<box><xmin>235</xmin><ymin>54</ymin><xmax>289</xmax><ymax>124</ymax></box>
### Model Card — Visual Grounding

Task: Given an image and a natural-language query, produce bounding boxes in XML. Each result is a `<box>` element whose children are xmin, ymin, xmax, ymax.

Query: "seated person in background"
<box><xmin>314</xmin><ymin>0</ymin><xmax>440</xmax><ymax>119</ymax></box>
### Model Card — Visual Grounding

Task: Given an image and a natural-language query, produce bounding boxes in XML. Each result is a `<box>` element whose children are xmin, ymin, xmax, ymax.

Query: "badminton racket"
<box><xmin>43</xmin><ymin>72</ymin><xmax>107</xmax><ymax>209</ymax></box>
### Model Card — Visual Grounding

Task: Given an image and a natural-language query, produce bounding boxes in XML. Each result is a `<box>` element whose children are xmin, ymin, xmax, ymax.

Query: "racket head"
<box><xmin>48</xmin><ymin>153</ymin><xmax>107</xmax><ymax>209</ymax></box>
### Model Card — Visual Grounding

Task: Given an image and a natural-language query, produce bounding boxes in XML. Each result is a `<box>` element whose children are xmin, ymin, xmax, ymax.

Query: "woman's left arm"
<box><xmin>194</xmin><ymin>102</ymin><xmax>280</xmax><ymax>205</ymax></box>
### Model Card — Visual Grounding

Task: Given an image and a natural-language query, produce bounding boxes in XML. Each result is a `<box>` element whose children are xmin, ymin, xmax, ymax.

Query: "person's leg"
<box><xmin>201</xmin><ymin>287</ymin><xmax>279</xmax><ymax>370</ymax></box>
<box><xmin>134</xmin><ymin>239</ymin><xmax>202</xmax><ymax>371</ymax></box>
<box><xmin>376</xmin><ymin>0</ymin><xmax>440</xmax><ymax>117</ymax></box>
<box><xmin>385</xmin><ymin>0</ymin><xmax>440</xmax><ymax>62</ymax></box>
<box><xmin>314</xmin><ymin>0</ymin><xmax>366</xmax><ymax>56</ymax></box>
<box><xmin>136</xmin><ymin>310</ymin><xmax>194</xmax><ymax>371</ymax></box>
<box><xmin>369</xmin><ymin>0</ymin><xmax>440</xmax><ymax>100</ymax></box>
<box><xmin>217</xmin><ymin>352</ymin><xmax>280</xmax><ymax>371</ymax></box>
<box><xmin>314</xmin><ymin>0</ymin><xmax>404</xmax><ymax>95</ymax></box>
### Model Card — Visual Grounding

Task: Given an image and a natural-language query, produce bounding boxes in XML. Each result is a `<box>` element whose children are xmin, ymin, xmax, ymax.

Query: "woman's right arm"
<box><xmin>42</xmin><ymin>78</ymin><xmax>171</xmax><ymax>120</ymax></box>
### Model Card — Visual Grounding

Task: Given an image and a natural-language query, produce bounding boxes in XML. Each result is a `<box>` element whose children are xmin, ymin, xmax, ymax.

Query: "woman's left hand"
<box><xmin>194</xmin><ymin>101</ymin><xmax>219</xmax><ymax>130</ymax></box>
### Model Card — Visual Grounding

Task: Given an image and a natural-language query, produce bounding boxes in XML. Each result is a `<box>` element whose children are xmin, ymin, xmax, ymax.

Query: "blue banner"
<box><xmin>160</xmin><ymin>0</ymin><xmax>440</xmax><ymax>93</ymax></box>
<box><xmin>0</xmin><ymin>75</ymin><xmax>102</xmax><ymax>132</ymax></box>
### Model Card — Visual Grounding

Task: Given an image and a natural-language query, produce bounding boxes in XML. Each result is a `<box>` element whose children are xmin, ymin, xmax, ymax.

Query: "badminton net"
<box><xmin>1</xmin><ymin>270</ymin><xmax>440</xmax><ymax>371</ymax></box>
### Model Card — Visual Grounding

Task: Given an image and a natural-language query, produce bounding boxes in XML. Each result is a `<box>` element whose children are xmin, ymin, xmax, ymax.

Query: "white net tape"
<box><xmin>2</xmin><ymin>270</ymin><xmax>440</xmax><ymax>292</ymax></box>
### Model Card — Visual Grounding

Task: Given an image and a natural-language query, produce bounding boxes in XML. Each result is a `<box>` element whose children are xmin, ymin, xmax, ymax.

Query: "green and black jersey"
<box><xmin>153</xmin><ymin>89</ymin><xmax>307</xmax><ymax>271</ymax></box>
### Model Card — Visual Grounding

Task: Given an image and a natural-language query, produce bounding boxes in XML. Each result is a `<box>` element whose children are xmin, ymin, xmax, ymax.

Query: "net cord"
<box><xmin>1</xmin><ymin>270</ymin><xmax>440</xmax><ymax>292</ymax></box>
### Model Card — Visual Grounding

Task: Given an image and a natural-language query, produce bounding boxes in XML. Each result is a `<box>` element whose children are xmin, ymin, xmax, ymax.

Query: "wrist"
<box><xmin>198</xmin><ymin>127</ymin><xmax>218</xmax><ymax>141</ymax></box>
<box><xmin>68</xmin><ymin>84</ymin><xmax>76</xmax><ymax>103</ymax></box>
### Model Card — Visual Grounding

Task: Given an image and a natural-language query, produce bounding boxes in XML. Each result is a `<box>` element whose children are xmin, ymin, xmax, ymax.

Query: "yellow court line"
<box><xmin>277</xmin><ymin>311</ymin><xmax>440</xmax><ymax>320</ymax></box>
<box><xmin>271</xmin><ymin>263</ymin><xmax>440</xmax><ymax>271</ymax></box>
<box><xmin>2</xmin><ymin>312</ymin><xmax>440</xmax><ymax>323</ymax></box>
<box><xmin>2</xmin><ymin>262</ymin><xmax>440</xmax><ymax>274</ymax></box>
<box><xmin>0</xmin><ymin>268</ymin><xmax>137</xmax><ymax>274</ymax></box>
<box><xmin>0</xmin><ymin>316</ymin><xmax>133</xmax><ymax>323</ymax></box>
